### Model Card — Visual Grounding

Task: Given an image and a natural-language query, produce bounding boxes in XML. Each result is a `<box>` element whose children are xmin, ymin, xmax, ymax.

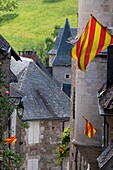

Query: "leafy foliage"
<box><xmin>55</xmin><ymin>126</ymin><xmax>70</xmax><ymax>165</ymax></box>
<box><xmin>0</xmin><ymin>0</ymin><xmax>78</xmax><ymax>51</ymax></box>
<box><xmin>0</xmin><ymin>0</ymin><xmax>18</xmax><ymax>12</ymax></box>
<box><xmin>22</xmin><ymin>122</ymin><xmax>30</xmax><ymax>129</ymax></box>
<box><xmin>35</xmin><ymin>24</ymin><xmax>60</xmax><ymax>66</ymax></box>
<box><xmin>0</xmin><ymin>63</ymin><xmax>14</xmax><ymax>114</ymax></box>
<box><xmin>4</xmin><ymin>146</ymin><xmax>22</xmax><ymax>170</ymax></box>
<box><xmin>0</xmin><ymin>62</ymin><xmax>21</xmax><ymax>169</ymax></box>
<box><xmin>51</xmin><ymin>25</ymin><xmax>60</xmax><ymax>39</ymax></box>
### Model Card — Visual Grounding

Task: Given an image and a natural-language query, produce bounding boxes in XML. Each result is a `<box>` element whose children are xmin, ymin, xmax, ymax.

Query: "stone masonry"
<box><xmin>53</xmin><ymin>66</ymin><xmax>72</xmax><ymax>85</ymax></box>
<box><xmin>20</xmin><ymin>120</ymin><xmax>69</xmax><ymax>170</ymax></box>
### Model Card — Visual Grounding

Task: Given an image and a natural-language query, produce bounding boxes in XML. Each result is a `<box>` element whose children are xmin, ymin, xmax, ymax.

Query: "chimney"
<box><xmin>107</xmin><ymin>45</ymin><xmax>113</xmax><ymax>88</ymax></box>
<box><xmin>18</xmin><ymin>50</ymin><xmax>37</xmax><ymax>63</ymax></box>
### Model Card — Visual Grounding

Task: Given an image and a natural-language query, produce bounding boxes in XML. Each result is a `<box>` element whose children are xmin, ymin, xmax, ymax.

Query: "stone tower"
<box><xmin>78</xmin><ymin>0</ymin><xmax>113</xmax><ymax>34</ymax></box>
<box><xmin>49</xmin><ymin>19</ymin><xmax>77</xmax><ymax>97</ymax></box>
<box><xmin>71</xmin><ymin>1</ymin><xmax>113</xmax><ymax>170</ymax></box>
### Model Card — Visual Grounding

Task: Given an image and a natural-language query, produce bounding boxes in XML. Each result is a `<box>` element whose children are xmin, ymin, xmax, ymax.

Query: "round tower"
<box><xmin>73</xmin><ymin>1</ymin><xmax>113</xmax><ymax>169</ymax></box>
<box><xmin>78</xmin><ymin>0</ymin><xmax>113</xmax><ymax>34</ymax></box>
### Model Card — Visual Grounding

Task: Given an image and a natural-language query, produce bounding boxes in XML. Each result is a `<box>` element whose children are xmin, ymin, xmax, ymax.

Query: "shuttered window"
<box><xmin>67</xmin><ymin>160</ymin><xmax>69</xmax><ymax>170</ymax></box>
<box><xmin>27</xmin><ymin>159</ymin><xmax>39</xmax><ymax>170</ymax></box>
<box><xmin>28</xmin><ymin>121</ymin><xmax>39</xmax><ymax>144</ymax></box>
<box><xmin>11</xmin><ymin>109</ymin><xmax>17</xmax><ymax>136</ymax></box>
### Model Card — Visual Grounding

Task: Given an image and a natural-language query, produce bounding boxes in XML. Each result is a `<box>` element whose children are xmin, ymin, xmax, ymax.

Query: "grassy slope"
<box><xmin>0</xmin><ymin>0</ymin><xmax>78</xmax><ymax>52</ymax></box>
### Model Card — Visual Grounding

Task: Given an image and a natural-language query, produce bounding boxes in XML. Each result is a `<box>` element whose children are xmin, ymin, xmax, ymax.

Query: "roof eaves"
<box><xmin>22</xmin><ymin>117</ymin><xmax>70</xmax><ymax>121</ymax></box>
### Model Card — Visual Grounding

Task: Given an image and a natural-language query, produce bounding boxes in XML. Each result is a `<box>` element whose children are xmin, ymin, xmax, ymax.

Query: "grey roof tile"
<box><xmin>10</xmin><ymin>70</ymin><xmax>18</xmax><ymax>83</ymax></box>
<box><xmin>10</xmin><ymin>83</ymin><xmax>25</xmax><ymax>98</ymax></box>
<box><xmin>52</xmin><ymin>18</ymin><xmax>77</xmax><ymax>66</ymax></box>
<box><xmin>97</xmin><ymin>143</ymin><xmax>113</xmax><ymax>169</ymax></box>
<box><xmin>48</xmin><ymin>28</ymin><xmax>77</xmax><ymax>55</ymax></box>
<box><xmin>11</xmin><ymin>58</ymin><xmax>70</xmax><ymax>121</ymax></box>
<box><xmin>98</xmin><ymin>83</ymin><xmax>113</xmax><ymax>109</ymax></box>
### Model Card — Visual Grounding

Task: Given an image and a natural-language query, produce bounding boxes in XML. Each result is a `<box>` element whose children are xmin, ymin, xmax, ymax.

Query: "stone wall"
<box><xmin>53</xmin><ymin>66</ymin><xmax>71</xmax><ymax>85</ymax></box>
<box><xmin>78</xmin><ymin>0</ymin><xmax>113</xmax><ymax>35</ymax></box>
<box><xmin>1</xmin><ymin>54</ymin><xmax>10</xmax><ymax>83</ymax></box>
<box><xmin>20</xmin><ymin>119</ymin><xmax>69</xmax><ymax>170</ymax></box>
<box><xmin>49</xmin><ymin>54</ymin><xmax>55</xmax><ymax>67</ymax></box>
<box><xmin>74</xmin><ymin>56</ymin><xmax>107</xmax><ymax>170</ymax></box>
<box><xmin>0</xmin><ymin>55</ymin><xmax>10</xmax><ymax>168</ymax></box>
<box><xmin>71</xmin><ymin>1</ymin><xmax>113</xmax><ymax>169</ymax></box>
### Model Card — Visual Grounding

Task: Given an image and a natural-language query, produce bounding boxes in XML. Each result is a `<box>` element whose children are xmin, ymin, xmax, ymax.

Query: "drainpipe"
<box><xmin>107</xmin><ymin>45</ymin><xmax>113</xmax><ymax>89</ymax></box>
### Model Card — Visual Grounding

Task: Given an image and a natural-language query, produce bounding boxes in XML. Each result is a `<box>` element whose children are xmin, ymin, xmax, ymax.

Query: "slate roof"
<box><xmin>50</xmin><ymin>18</ymin><xmax>77</xmax><ymax>66</ymax></box>
<box><xmin>36</xmin><ymin>57</ymin><xmax>51</xmax><ymax>77</ymax></box>
<box><xmin>10</xmin><ymin>70</ymin><xmax>18</xmax><ymax>83</ymax></box>
<box><xmin>11</xmin><ymin>57</ymin><xmax>70</xmax><ymax>121</ymax></box>
<box><xmin>0</xmin><ymin>34</ymin><xmax>21</xmax><ymax>61</ymax></box>
<box><xmin>98</xmin><ymin>83</ymin><xmax>113</xmax><ymax>110</ymax></box>
<box><xmin>10</xmin><ymin>83</ymin><xmax>25</xmax><ymax>98</ymax></box>
<box><xmin>48</xmin><ymin>28</ymin><xmax>77</xmax><ymax>56</ymax></box>
<box><xmin>97</xmin><ymin>143</ymin><xmax>113</xmax><ymax>169</ymax></box>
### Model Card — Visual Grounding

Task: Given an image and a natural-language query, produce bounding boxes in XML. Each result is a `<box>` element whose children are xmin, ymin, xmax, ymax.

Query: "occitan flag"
<box><xmin>59</xmin><ymin>145</ymin><xmax>64</xmax><ymax>154</ymax></box>
<box><xmin>83</xmin><ymin>116</ymin><xmax>97</xmax><ymax>138</ymax></box>
<box><xmin>4</xmin><ymin>136</ymin><xmax>17</xmax><ymax>144</ymax></box>
<box><xmin>70</xmin><ymin>15</ymin><xmax>113</xmax><ymax>71</ymax></box>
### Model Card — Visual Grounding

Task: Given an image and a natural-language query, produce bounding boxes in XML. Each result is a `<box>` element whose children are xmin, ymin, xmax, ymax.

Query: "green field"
<box><xmin>0</xmin><ymin>0</ymin><xmax>78</xmax><ymax>52</ymax></box>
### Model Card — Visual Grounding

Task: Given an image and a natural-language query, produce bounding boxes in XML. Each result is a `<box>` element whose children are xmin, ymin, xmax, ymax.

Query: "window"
<box><xmin>27</xmin><ymin>159</ymin><xmax>39</xmax><ymax>170</ymax></box>
<box><xmin>64</xmin><ymin>73</ymin><xmax>71</xmax><ymax>79</ymax></box>
<box><xmin>28</xmin><ymin>121</ymin><xmax>40</xmax><ymax>144</ymax></box>
<box><xmin>62</xmin><ymin>84</ymin><xmax>71</xmax><ymax>97</ymax></box>
<box><xmin>11</xmin><ymin>109</ymin><xmax>17</xmax><ymax>136</ymax></box>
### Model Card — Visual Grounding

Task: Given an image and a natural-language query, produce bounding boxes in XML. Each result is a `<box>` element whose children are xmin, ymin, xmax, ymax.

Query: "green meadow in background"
<box><xmin>0</xmin><ymin>0</ymin><xmax>78</xmax><ymax>52</ymax></box>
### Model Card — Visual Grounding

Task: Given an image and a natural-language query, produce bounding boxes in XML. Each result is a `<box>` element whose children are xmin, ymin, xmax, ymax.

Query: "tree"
<box><xmin>36</xmin><ymin>25</ymin><xmax>60</xmax><ymax>66</ymax></box>
<box><xmin>51</xmin><ymin>25</ymin><xmax>60</xmax><ymax>39</ymax></box>
<box><xmin>0</xmin><ymin>0</ymin><xmax>18</xmax><ymax>12</ymax></box>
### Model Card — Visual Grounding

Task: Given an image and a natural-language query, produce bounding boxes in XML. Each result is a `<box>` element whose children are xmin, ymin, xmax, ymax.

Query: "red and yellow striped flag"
<box><xmin>83</xmin><ymin>116</ymin><xmax>97</xmax><ymax>138</ymax></box>
<box><xmin>59</xmin><ymin>145</ymin><xmax>64</xmax><ymax>154</ymax></box>
<box><xmin>70</xmin><ymin>15</ymin><xmax>113</xmax><ymax>72</ymax></box>
<box><xmin>4</xmin><ymin>136</ymin><xmax>17</xmax><ymax>144</ymax></box>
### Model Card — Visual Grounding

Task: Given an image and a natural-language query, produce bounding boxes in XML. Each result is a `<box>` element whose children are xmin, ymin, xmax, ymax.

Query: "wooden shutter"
<box><xmin>33</xmin><ymin>122</ymin><xmax>39</xmax><ymax>143</ymax></box>
<box><xmin>11</xmin><ymin>109</ymin><xmax>17</xmax><ymax>136</ymax></box>
<box><xmin>27</xmin><ymin>159</ymin><xmax>38</xmax><ymax>170</ymax></box>
<box><xmin>67</xmin><ymin>160</ymin><xmax>69</xmax><ymax>170</ymax></box>
<box><xmin>28</xmin><ymin>121</ymin><xmax>39</xmax><ymax>144</ymax></box>
<box><xmin>28</xmin><ymin>122</ymin><xmax>34</xmax><ymax>144</ymax></box>
<box><xmin>28</xmin><ymin>159</ymin><xmax>32</xmax><ymax>170</ymax></box>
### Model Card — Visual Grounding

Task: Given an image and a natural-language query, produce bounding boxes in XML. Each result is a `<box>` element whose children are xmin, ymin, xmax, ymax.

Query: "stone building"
<box><xmin>11</xmin><ymin>57</ymin><xmax>70</xmax><ymax>170</ymax></box>
<box><xmin>70</xmin><ymin>1</ymin><xmax>113</xmax><ymax>170</ymax></box>
<box><xmin>0</xmin><ymin>34</ymin><xmax>21</xmax><ymax>168</ymax></box>
<box><xmin>48</xmin><ymin>18</ymin><xmax>77</xmax><ymax>97</ymax></box>
<box><xmin>97</xmin><ymin>45</ymin><xmax>113</xmax><ymax>170</ymax></box>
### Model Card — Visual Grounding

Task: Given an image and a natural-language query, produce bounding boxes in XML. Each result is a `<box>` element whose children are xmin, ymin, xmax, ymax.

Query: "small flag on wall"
<box><xmin>59</xmin><ymin>145</ymin><xmax>65</xmax><ymax>154</ymax></box>
<box><xmin>83</xmin><ymin>116</ymin><xmax>97</xmax><ymax>138</ymax></box>
<box><xmin>4</xmin><ymin>136</ymin><xmax>17</xmax><ymax>144</ymax></box>
<box><xmin>70</xmin><ymin>15</ymin><xmax>113</xmax><ymax>72</ymax></box>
